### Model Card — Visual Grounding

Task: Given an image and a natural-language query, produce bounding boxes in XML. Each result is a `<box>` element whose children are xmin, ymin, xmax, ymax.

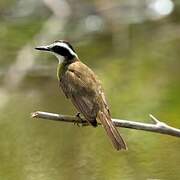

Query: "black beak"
<box><xmin>35</xmin><ymin>45</ymin><xmax>50</xmax><ymax>51</ymax></box>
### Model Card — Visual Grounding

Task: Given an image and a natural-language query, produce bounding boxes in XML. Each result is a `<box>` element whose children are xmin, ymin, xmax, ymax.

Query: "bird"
<box><xmin>35</xmin><ymin>40</ymin><xmax>127</xmax><ymax>150</ymax></box>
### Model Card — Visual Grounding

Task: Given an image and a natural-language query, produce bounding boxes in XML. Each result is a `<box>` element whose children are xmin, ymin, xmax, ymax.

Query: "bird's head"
<box><xmin>35</xmin><ymin>40</ymin><xmax>78</xmax><ymax>64</ymax></box>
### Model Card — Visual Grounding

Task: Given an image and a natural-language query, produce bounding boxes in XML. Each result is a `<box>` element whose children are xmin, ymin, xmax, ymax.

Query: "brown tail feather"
<box><xmin>97</xmin><ymin>111</ymin><xmax>127</xmax><ymax>150</ymax></box>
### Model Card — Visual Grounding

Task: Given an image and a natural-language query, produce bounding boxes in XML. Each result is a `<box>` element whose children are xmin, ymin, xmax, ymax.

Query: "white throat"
<box><xmin>54</xmin><ymin>53</ymin><xmax>65</xmax><ymax>64</ymax></box>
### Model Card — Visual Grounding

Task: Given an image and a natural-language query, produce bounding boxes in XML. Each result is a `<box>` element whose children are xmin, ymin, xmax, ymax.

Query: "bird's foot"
<box><xmin>74</xmin><ymin>112</ymin><xmax>84</xmax><ymax>127</ymax></box>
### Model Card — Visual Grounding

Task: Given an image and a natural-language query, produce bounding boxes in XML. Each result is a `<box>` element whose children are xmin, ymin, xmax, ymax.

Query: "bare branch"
<box><xmin>31</xmin><ymin>111</ymin><xmax>180</xmax><ymax>137</ymax></box>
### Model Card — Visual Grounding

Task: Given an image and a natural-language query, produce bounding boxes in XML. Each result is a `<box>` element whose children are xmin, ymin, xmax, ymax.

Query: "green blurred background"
<box><xmin>0</xmin><ymin>0</ymin><xmax>180</xmax><ymax>179</ymax></box>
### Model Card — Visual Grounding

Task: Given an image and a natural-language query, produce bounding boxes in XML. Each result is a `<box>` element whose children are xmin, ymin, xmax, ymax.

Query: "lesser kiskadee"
<box><xmin>35</xmin><ymin>40</ymin><xmax>127</xmax><ymax>150</ymax></box>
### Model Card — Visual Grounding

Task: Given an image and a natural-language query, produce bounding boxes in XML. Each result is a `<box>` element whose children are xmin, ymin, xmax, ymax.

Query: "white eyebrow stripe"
<box><xmin>52</xmin><ymin>42</ymin><xmax>78</xmax><ymax>58</ymax></box>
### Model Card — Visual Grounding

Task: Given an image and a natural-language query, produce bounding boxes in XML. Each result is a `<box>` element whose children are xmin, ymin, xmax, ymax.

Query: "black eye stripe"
<box><xmin>52</xmin><ymin>46</ymin><xmax>69</xmax><ymax>56</ymax></box>
<box><xmin>51</xmin><ymin>45</ymin><xmax>75</xmax><ymax>60</ymax></box>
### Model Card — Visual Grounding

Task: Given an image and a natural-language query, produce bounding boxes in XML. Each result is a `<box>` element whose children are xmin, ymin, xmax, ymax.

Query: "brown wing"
<box><xmin>59</xmin><ymin>62</ymin><xmax>100</xmax><ymax>124</ymax></box>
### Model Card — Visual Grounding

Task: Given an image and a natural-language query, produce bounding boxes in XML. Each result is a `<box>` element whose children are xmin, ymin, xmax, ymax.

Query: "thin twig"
<box><xmin>31</xmin><ymin>111</ymin><xmax>180</xmax><ymax>137</ymax></box>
